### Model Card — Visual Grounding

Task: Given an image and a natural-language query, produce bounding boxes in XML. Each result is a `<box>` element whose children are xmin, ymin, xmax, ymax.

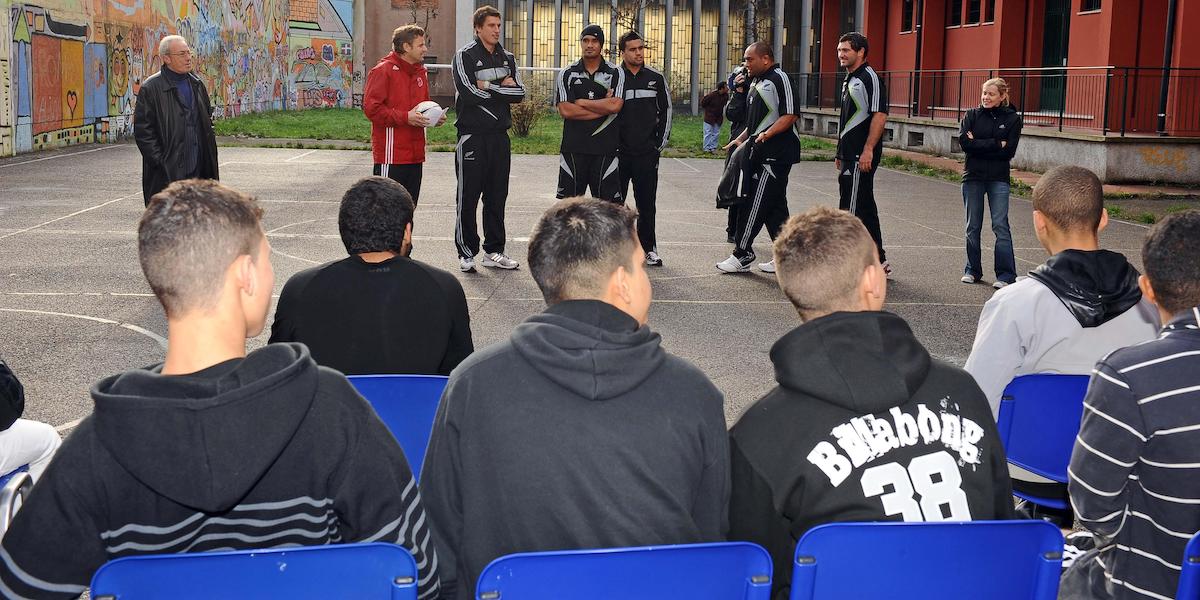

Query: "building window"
<box><xmin>1081</xmin><ymin>0</ymin><xmax>1101</xmax><ymax>11</ymax></box>
<box><xmin>984</xmin><ymin>0</ymin><xmax>996</xmax><ymax>22</ymax></box>
<box><xmin>947</xmin><ymin>0</ymin><xmax>963</xmax><ymax>27</ymax></box>
<box><xmin>901</xmin><ymin>0</ymin><xmax>914</xmax><ymax>32</ymax></box>
<box><xmin>967</xmin><ymin>0</ymin><xmax>981</xmax><ymax>24</ymax></box>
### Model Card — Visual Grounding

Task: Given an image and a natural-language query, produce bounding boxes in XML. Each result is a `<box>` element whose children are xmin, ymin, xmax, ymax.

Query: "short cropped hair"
<box><xmin>839</xmin><ymin>32</ymin><xmax>869</xmax><ymax>55</ymax></box>
<box><xmin>338</xmin><ymin>177</ymin><xmax>414</xmax><ymax>255</ymax></box>
<box><xmin>747</xmin><ymin>41</ymin><xmax>773</xmax><ymax>59</ymax></box>
<box><xmin>774</xmin><ymin>206</ymin><xmax>877</xmax><ymax>321</ymax></box>
<box><xmin>392</xmin><ymin>25</ymin><xmax>425</xmax><ymax>54</ymax></box>
<box><xmin>618</xmin><ymin>30</ymin><xmax>643</xmax><ymax>52</ymax></box>
<box><xmin>1032</xmin><ymin>165</ymin><xmax>1104</xmax><ymax>233</ymax></box>
<box><xmin>139</xmin><ymin>180</ymin><xmax>264</xmax><ymax>318</ymax></box>
<box><xmin>1143</xmin><ymin>210</ymin><xmax>1200</xmax><ymax>315</ymax></box>
<box><xmin>473</xmin><ymin>5</ymin><xmax>500</xmax><ymax>29</ymax></box>
<box><xmin>529</xmin><ymin>197</ymin><xmax>639</xmax><ymax>304</ymax></box>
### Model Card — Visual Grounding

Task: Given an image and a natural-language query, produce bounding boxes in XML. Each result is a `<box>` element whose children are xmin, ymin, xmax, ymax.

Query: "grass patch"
<box><xmin>881</xmin><ymin>155</ymin><xmax>962</xmax><ymax>183</ymax></box>
<box><xmin>214</xmin><ymin>107</ymin><xmax>838</xmax><ymax>159</ymax></box>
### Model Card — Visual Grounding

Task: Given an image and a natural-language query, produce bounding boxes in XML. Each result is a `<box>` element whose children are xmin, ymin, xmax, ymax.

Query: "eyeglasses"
<box><xmin>168</xmin><ymin>50</ymin><xmax>193</xmax><ymax>57</ymax></box>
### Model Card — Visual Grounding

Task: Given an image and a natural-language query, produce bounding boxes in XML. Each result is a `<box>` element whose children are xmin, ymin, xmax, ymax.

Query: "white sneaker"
<box><xmin>758</xmin><ymin>259</ymin><xmax>776</xmax><ymax>273</ymax></box>
<box><xmin>459</xmin><ymin>256</ymin><xmax>476</xmax><ymax>273</ymax></box>
<box><xmin>882</xmin><ymin>261</ymin><xmax>893</xmax><ymax>278</ymax></box>
<box><xmin>993</xmin><ymin>280</ymin><xmax>1010</xmax><ymax>290</ymax></box>
<box><xmin>481</xmin><ymin>252</ymin><xmax>519</xmax><ymax>270</ymax></box>
<box><xmin>960</xmin><ymin>275</ymin><xmax>977</xmax><ymax>284</ymax></box>
<box><xmin>645</xmin><ymin>251</ymin><xmax>663</xmax><ymax>266</ymax></box>
<box><xmin>716</xmin><ymin>253</ymin><xmax>754</xmax><ymax>273</ymax></box>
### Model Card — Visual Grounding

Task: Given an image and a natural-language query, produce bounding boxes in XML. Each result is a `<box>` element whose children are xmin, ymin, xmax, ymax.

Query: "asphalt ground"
<box><xmin>0</xmin><ymin>143</ymin><xmax>1152</xmax><ymax>435</ymax></box>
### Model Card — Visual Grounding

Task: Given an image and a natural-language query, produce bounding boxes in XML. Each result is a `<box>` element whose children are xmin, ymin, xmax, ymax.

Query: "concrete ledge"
<box><xmin>799</xmin><ymin>108</ymin><xmax>1200</xmax><ymax>184</ymax></box>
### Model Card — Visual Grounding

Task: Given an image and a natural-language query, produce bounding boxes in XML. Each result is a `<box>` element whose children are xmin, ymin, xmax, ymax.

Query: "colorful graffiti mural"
<box><xmin>0</xmin><ymin>0</ymin><xmax>355</xmax><ymax>155</ymax></box>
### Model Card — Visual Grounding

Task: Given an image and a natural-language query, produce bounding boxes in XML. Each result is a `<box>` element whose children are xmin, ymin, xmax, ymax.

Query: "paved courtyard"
<box><xmin>0</xmin><ymin>143</ymin><xmax>1152</xmax><ymax>433</ymax></box>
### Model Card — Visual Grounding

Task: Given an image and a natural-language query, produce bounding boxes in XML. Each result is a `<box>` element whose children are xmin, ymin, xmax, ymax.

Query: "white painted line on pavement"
<box><xmin>284</xmin><ymin>149</ymin><xmax>319</xmax><ymax>162</ymax></box>
<box><xmin>0</xmin><ymin>307</ymin><xmax>166</xmax><ymax>348</ymax></box>
<box><xmin>0</xmin><ymin>192</ymin><xmax>140</xmax><ymax>241</ymax></box>
<box><xmin>55</xmin><ymin>418</ymin><xmax>83</xmax><ymax>433</ymax></box>
<box><xmin>671</xmin><ymin>157</ymin><xmax>701</xmax><ymax>173</ymax></box>
<box><xmin>0</xmin><ymin>145</ymin><xmax>120</xmax><ymax>169</ymax></box>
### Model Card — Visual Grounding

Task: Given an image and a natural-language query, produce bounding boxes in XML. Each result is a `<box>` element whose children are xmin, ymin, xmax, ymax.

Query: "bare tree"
<box><xmin>610</xmin><ymin>0</ymin><xmax>655</xmax><ymax>59</ymax></box>
<box><xmin>734</xmin><ymin>0</ymin><xmax>772</xmax><ymax>46</ymax></box>
<box><xmin>392</xmin><ymin>0</ymin><xmax>441</xmax><ymax>49</ymax></box>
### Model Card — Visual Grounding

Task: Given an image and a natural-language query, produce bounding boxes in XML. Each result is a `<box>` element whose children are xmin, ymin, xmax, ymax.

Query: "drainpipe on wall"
<box><xmin>912</xmin><ymin>0</ymin><xmax>924</xmax><ymax>116</ymax></box>
<box><xmin>1157</xmin><ymin>0</ymin><xmax>1178</xmax><ymax>134</ymax></box>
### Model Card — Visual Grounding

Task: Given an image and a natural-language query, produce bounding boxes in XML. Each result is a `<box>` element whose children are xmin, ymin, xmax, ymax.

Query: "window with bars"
<box><xmin>966</xmin><ymin>0</ymin><xmax>981</xmax><ymax>24</ymax></box>
<box><xmin>901</xmin><ymin>0</ymin><xmax>914</xmax><ymax>32</ymax></box>
<box><xmin>1081</xmin><ymin>0</ymin><xmax>1101</xmax><ymax>11</ymax></box>
<box><xmin>947</xmin><ymin>0</ymin><xmax>962</xmax><ymax>26</ymax></box>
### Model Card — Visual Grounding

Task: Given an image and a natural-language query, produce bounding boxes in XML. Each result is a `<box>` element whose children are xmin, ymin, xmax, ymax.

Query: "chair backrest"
<box><xmin>996</xmin><ymin>374</ymin><xmax>1091</xmax><ymax>483</ymax></box>
<box><xmin>347</xmin><ymin>374</ymin><xmax>448</xmax><ymax>482</ymax></box>
<box><xmin>475</xmin><ymin>542</ymin><xmax>773</xmax><ymax>600</ymax></box>
<box><xmin>1179</xmin><ymin>531</ymin><xmax>1200</xmax><ymax>599</ymax></box>
<box><xmin>789</xmin><ymin>520</ymin><xmax>1063</xmax><ymax>600</ymax></box>
<box><xmin>90</xmin><ymin>542</ymin><xmax>418</xmax><ymax>600</ymax></box>
<box><xmin>0</xmin><ymin>466</ymin><xmax>31</xmax><ymax>538</ymax></box>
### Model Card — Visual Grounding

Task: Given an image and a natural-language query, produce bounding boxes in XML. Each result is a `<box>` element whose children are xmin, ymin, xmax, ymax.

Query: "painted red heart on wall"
<box><xmin>66</xmin><ymin>90</ymin><xmax>79</xmax><ymax>117</ymax></box>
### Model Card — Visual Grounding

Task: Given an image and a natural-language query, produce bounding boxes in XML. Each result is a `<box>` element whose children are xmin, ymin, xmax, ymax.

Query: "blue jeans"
<box><xmin>703</xmin><ymin>121</ymin><xmax>721</xmax><ymax>151</ymax></box>
<box><xmin>962</xmin><ymin>180</ymin><xmax>1017</xmax><ymax>283</ymax></box>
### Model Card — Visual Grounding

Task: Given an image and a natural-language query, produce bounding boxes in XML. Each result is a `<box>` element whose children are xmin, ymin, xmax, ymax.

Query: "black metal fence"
<box><xmin>793</xmin><ymin>66</ymin><xmax>1200</xmax><ymax>137</ymax></box>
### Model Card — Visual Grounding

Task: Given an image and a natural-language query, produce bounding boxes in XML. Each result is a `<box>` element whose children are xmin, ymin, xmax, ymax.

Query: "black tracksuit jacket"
<box><xmin>452</xmin><ymin>38</ymin><xmax>525</xmax><ymax>135</ymax></box>
<box><xmin>958</xmin><ymin>105</ymin><xmax>1023</xmax><ymax>183</ymax></box>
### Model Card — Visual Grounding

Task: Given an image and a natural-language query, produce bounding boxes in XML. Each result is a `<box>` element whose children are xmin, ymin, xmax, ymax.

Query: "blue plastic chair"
<box><xmin>1179</xmin><ymin>531</ymin><xmax>1200</xmax><ymax>599</ymax></box>
<box><xmin>347</xmin><ymin>374</ymin><xmax>448</xmax><ymax>482</ymax></box>
<box><xmin>90</xmin><ymin>542</ymin><xmax>419</xmax><ymax>600</ymax></box>
<box><xmin>0</xmin><ymin>465</ymin><xmax>31</xmax><ymax>538</ymax></box>
<box><xmin>790</xmin><ymin>520</ymin><xmax>1064</xmax><ymax>600</ymax></box>
<box><xmin>996</xmin><ymin>374</ymin><xmax>1091</xmax><ymax>510</ymax></box>
<box><xmin>475</xmin><ymin>542</ymin><xmax>773</xmax><ymax>599</ymax></box>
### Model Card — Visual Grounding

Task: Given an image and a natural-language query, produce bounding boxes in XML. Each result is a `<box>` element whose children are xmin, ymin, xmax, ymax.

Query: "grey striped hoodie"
<box><xmin>0</xmin><ymin>343</ymin><xmax>439</xmax><ymax>599</ymax></box>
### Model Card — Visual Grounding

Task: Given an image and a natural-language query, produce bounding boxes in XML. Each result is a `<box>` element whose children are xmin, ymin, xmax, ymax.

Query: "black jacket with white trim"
<box><xmin>617</xmin><ymin>64</ymin><xmax>671</xmax><ymax>156</ymax></box>
<box><xmin>452</xmin><ymin>38</ymin><xmax>525</xmax><ymax>135</ymax></box>
<box><xmin>1067</xmin><ymin>306</ymin><xmax>1200</xmax><ymax>600</ymax></box>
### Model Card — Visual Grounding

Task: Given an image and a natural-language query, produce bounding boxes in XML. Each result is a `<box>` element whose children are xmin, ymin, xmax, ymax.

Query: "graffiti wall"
<box><xmin>1</xmin><ymin>0</ymin><xmax>355</xmax><ymax>155</ymax></box>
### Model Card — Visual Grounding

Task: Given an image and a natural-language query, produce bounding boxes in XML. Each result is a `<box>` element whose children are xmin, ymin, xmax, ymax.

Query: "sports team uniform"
<box><xmin>555</xmin><ymin>59</ymin><xmax>626</xmax><ymax>202</ymax></box>
<box><xmin>363</xmin><ymin>51</ymin><xmax>430</xmax><ymax>205</ymax></box>
<box><xmin>729</xmin><ymin>311</ymin><xmax>1014</xmax><ymax>599</ymax></box>
<box><xmin>617</xmin><ymin>64</ymin><xmax>671</xmax><ymax>258</ymax></box>
<box><xmin>837</xmin><ymin>63</ymin><xmax>889</xmax><ymax>262</ymax></box>
<box><xmin>451</xmin><ymin>38</ymin><xmax>525</xmax><ymax>261</ymax></box>
<box><xmin>731</xmin><ymin>65</ymin><xmax>801</xmax><ymax>260</ymax></box>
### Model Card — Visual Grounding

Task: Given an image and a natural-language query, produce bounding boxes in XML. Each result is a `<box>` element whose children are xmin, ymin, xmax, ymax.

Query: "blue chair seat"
<box><xmin>1179</xmin><ymin>531</ymin><xmax>1200</xmax><ymax>599</ymax></box>
<box><xmin>90</xmin><ymin>542</ymin><xmax>419</xmax><ymax>600</ymax></box>
<box><xmin>347</xmin><ymin>374</ymin><xmax>448</xmax><ymax>482</ymax></box>
<box><xmin>476</xmin><ymin>542</ymin><xmax>773</xmax><ymax>599</ymax></box>
<box><xmin>790</xmin><ymin>521</ymin><xmax>1064</xmax><ymax>600</ymax></box>
<box><xmin>996</xmin><ymin>374</ymin><xmax>1091</xmax><ymax>510</ymax></box>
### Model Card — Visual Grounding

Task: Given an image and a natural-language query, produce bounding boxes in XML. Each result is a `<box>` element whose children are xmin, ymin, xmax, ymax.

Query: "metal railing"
<box><xmin>793</xmin><ymin>66</ymin><xmax>1200</xmax><ymax>137</ymax></box>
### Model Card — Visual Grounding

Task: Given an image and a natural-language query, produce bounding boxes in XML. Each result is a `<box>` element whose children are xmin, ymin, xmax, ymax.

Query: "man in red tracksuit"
<box><xmin>363</xmin><ymin>24</ymin><xmax>445</xmax><ymax>206</ymax></box>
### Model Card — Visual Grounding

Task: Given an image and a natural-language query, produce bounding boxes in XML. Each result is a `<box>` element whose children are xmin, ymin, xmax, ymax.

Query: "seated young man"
<box><xmin>1061</xmin><ymin>210</ymin><xmax>1200</xmax><ymax>600</ymax></box>
<box><xmin>729</xmin><ymin>206</ymin><xmax>1013</xmax><ymax>600</ymax></box>
<box><xmin>0</xmin><ymin>358</ymin><xmax>62</xmax><ymax>482</ymax></box>
<box><xmin>964</xmin><ymin>165</ymin><xmax>1158</xmax><ymax>504</ymax></box>
<box><xmin>0</xmin><ymin>180</ymin><xmax>439</xmax><ymax>599</ymax></box>
<box><xmin>421</xmin><ymin>197</ymin><xmax>729</xmax><ymax>599</ymax></box>
<box><xmin>270</xmin><ymin>176</ymin><xmax>472</xmax><ymax>375</ymax></box>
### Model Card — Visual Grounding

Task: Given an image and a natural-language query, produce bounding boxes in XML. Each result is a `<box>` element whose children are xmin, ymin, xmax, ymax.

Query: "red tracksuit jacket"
<box><xmin>363</xmin><ymin>52</ymin><xmax>430</xmax><ymax>165</ymax></box>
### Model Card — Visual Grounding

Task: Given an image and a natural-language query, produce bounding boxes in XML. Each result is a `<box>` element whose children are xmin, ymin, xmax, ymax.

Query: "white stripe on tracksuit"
<box><xmin>454</xmin><ymin>134</ymin><xmax>473</xmax><ymax>257</ymax></box>
<box><xmin>849</xmin><ymin>163</ymin><xmax>861</xmax><ymax>214</ymax></box>
<box><xmin>738</xmin><ymin>164</ymin><xmax>772</xmax><ymax>250</ymax></box>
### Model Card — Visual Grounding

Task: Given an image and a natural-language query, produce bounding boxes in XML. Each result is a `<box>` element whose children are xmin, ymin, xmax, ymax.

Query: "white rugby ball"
<box><xmin>415</xmin><ymin>101</ymin><xmax>443</xmax><ymax>126</ymax></box>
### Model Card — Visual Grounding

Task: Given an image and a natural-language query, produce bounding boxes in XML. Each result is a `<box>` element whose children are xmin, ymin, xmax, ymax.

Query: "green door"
<box><xmin>1040</xmin><ymin>0</ymin><xmax>1071</xmax><ymax>111</ymax></box>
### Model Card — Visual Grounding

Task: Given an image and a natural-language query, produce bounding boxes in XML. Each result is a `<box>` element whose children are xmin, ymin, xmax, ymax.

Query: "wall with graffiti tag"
<box><xmin>1</xmin><ymin>0</ymin><xmax>356</xmax><ymax>156</ymax></box>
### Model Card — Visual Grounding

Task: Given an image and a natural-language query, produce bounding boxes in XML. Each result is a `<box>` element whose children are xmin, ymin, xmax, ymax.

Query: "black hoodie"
<box><xmin>729</xmin><ymin>311</ymin><xmax>1014</xmax><ymax>600</ymax></box>
<box><xmin>0</xmin><ymin>344</ymin><xmax>441</xmax><ymax>599</ymax></box>
<box><xmin>1027</xmin><ymin>249</ymin><xmax>1143</xmax><ymax>328</ymax></box>
<box><xmin>959</xmin><ymin>104</ymin><xmax>1022</xmax><ymax>183</ymax></box>
<box><xmin>421</xmin><ymin>300</ymin><xmax>730</xmax><ymax>600</ymax></box>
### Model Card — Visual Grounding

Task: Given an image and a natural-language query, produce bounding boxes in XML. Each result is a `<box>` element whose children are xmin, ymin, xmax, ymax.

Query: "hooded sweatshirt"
<box><xmin>0</xmin><ymin>344</ymin><xmax>440</xmax><ymax>599</ymax></box>
<box><xmin>420</xmin><ymin>300</ymin><xmax>730</xmax><ymax>600</ymax></box>
<box><xmin>966</xmin><ymin>249</ymin><xmax>1161</xmax><ymax>415</ymax></box>
<box><xmin>729</xmin><ymin>311</ymin><xmax>1013</xmax><ymax>600</ymax></box>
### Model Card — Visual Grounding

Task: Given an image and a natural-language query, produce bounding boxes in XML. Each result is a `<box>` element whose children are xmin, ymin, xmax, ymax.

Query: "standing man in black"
<box><xmin>836</xmin><ymin>32</ymin><xmax>891</xmax><ymax>275</ymax></box>
<box><xmin>451</xmin><ymin>5</ymin><xmax>524</xmax><ymax>273</ymax></box>
<box><xmin>723</xmin><ymin>63</ymin><xmax>750</xmax><ymax>244</ymax></box>
<box><xmin>616</xmin><ymin>31</ymin><xmax>671</xmax><ymax>267</ymax></box>
<box><xmin>555</xmin><ymin>24</ymin><xmax>625</xmax><ymax>202</ymax></box>
<box><xmin>134</xmin><ymin>35</ymin><xmax>218</xmax><ymax>205</ymax></box>
<box><xmin>717</xmin><ymin>42</ymin><xmax>800</xmax><ymax>274</ymax></box>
